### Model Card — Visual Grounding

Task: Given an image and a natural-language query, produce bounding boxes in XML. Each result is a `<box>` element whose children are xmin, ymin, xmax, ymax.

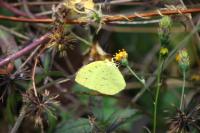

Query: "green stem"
<box><xmin>71</xmin><ymin>32</ymin><xmax>91</xmax><ymax>46</ymax></box>
<box><xmin>180</xmin><ymin>70</ymin><xmax>186</xmax><ymax>111</ymax></box>
<box><xmin>153</xmin><ymin>55</ymin><xmax>164</xmax><ymax>133</ymax></box>
<box><xmin>126</xmin><ymin>65</ymin><xmax>145</xmax><ymax>85</ymax></box>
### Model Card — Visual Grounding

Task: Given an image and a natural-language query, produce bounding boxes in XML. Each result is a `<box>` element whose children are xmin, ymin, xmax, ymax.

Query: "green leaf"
<box><xmin>14</xmin><ymin>80</ymin><xmax>29</xmax><ymax>90</ymax></box>
<box><xmin>55</xmin><ymin>118</ymin><xmax>91</xmax><ymax>133</ymax></box>
<box><xmin>43</xmin><ymin>50</ymin><xmax>51</xmax><ymax>73</ymax></box>
<box><xmin>44</xmin><ymin>71</ymin><xmax>65</xmax><ymax>77</ymax></box>
<box><xmin>107</xmin><ymin>108</ymin><xmax>136</xmax><ymax>124</ymax></box>
<box><xmin>5</xmin><ymin>92</ymin><xmax>17</xmax><ymax>124</ymax></box>
<box><xmin>92</xmin><ymin>97</ymin><xmax>118</xmax><ymax>122</ymax></box>
<box><xmin>47</xmin><ymin>112</ymin><xmax>57</xmax><ymax>133</ymax></box>
<box><xmin>104</xmin><ymin>108</ymin><xmax>137</xmax><ymax>132</ymax></box>
<box><xmin>90</xmin><ymin>97</ymin><xmax>137</xmax><ymax>132</ymax></box>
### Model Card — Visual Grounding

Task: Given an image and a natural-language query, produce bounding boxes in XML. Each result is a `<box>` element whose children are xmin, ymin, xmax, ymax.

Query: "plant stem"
<box><xmin>127</xmin><ymin>65</ymin><xmax>145</xmax><ymax>85</ymax></box>
<box><xmin>10</xmin><ymin>106</ymin><xmax>27</xmax><ymax>133</ymax></box>
<box><xmin>153</xmin><ymin>55</ymin><xmax>163</xmax><ymax>133</ymax></box>
<box><xmin>180</xmin><ymin>70</ymin><xmax>186</xmax><ymax>111</ymax></box>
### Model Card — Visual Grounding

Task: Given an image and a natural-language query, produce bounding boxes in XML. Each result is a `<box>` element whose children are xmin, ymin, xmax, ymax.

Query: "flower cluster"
<box><xmin>176</xmin><ymin>49</ymin><xmax>190</xmax><ymax>72</ymax></box>
<box><xmin>113</xmin><ymin>49</ymin><xmax>128</xmax><ymax>66</ymax></box>
<box><xmin>114</xmin><ymin>49</ymin><xmax>128</xmax><ymax>62</ymax></box>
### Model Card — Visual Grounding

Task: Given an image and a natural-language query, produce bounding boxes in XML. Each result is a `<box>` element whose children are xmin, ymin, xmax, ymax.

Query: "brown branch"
<box><xmin>0</xmin><ymin>15</ymin><xmax>52</xmax><ymax>23</ymax></box>
<box><xmin>104</xmin><ymin>8</ymin><xmax>200</xmax><ymax>22</ymax></box>
<box><xmin>0</xmin><ymin>8</ymin><xmax>200</xmax><ymax>24</ymax></box>
<box><xmin>0</xmin><ymin>33</ymin><xmax>50</xmax><ymax>67</ymax></box>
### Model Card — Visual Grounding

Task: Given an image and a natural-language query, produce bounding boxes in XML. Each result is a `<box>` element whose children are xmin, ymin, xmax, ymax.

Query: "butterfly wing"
<box><xmin>75</xmin><ymin>61</ymin><xmax>126</xmax><ymax>95</ymax></box>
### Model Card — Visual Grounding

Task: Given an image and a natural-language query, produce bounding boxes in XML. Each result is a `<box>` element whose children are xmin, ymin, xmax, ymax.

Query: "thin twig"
<box><xmin>35</xmin><ymin>11</ymin><xmax>53</xmax><ymax>17</ymax></box>
<box><xmin>32</xmin><ymin>58</ymin><xmax>38</xmax><ymax>97</ymax></box>
<box><xmin>13</xmin><ymin>45</ymin><xmax>41</xmax><ymax>75</ymax></box>
<box><xmin>10</xmin><ymin>106</ymin><xmax>27</xmax><ymax>133</ymax></box>
<box><xmin>22</xmin><ymin>0</ymin><xmax>36</xmax><ymax>18</ymax></box>
<box><xmin>0</xmin><ymin>33</ymin><xmax>50</xmax><ymax>67</ymax></box>
<box><xmin>38</xmin><ymin>78</ymin><xmax>71</xmax><ymax>92</ymax></box>
<box><xmin>31</xmin><ymin>43</ymin><xmax>49</xmax><ymax>96</ymax></box>
<box><xmin>0</xmin><ymin>25</ymin><xmax>30</xmax><ymax>40</ymax></box>
<box><xmin>64</xmin><ymin>55</ymin><xmax>75</xmax><ymax>74</ymax></box>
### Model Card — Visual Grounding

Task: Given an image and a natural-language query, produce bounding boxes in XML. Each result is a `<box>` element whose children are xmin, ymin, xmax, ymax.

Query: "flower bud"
<box><xmin>176</xmin><ymin>49</ymin><xmax>190</xmax><ymax>72</ymax></box>
<box><xmin>160</xmin><ymin>47</ymin><xmax>169</xmax><ymax>58</ymax></box>
<box><xmin>159</xmin><ymin>16</ymin><xmax>172</xmax><ymax>29</ymax></box>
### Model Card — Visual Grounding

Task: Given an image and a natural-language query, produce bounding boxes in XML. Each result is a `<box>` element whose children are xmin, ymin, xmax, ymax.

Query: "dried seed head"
<box><xmin>22</xmin><ymin>89</ymin><xmax>59</xmax><ymax>127</ymax></box>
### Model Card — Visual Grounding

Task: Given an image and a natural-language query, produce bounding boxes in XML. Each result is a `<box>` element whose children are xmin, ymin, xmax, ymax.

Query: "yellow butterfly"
<box><xmin>75</xmin><ymin>60</ymin><xmax>126</xmax><ymax>95</ymax></box>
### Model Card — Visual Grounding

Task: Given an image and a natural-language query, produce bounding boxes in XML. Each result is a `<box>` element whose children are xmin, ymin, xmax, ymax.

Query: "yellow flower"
<box><xmin>114</xmin><ymin>49</ymin><xmax>128</xmax><ymax>62</ymax></box>
<box><xmin>160</xmin><ymin>47</ymin><xmax>168</xmax><ymax>56</ymax></box>
<box><xmin>176</xmin><ymin>49</ymin><xmax>190</xmax><ymax>71</ymax></box>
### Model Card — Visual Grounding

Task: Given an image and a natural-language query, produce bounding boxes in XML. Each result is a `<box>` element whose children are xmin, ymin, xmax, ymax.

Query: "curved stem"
<box><xmin>153</xmin><ymin>55</ymin><xmax>164</xmax><ymax>133</ymax></box>
<box><xmin>180</xmin><ymin>70</ymin><xmax>186</xmax><ymax>111</ymax></box>
<box><xmin>126</xmin><ymin>65</ymin><xmax>145</xmax><ymax>85</ymax></box>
